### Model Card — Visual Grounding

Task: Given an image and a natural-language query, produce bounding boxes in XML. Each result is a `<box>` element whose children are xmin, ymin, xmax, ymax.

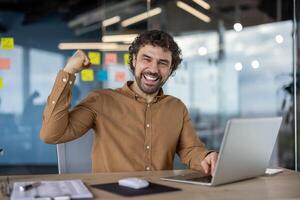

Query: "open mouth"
<box><xmin>143</xmin><ymin>74</ymin><xmax>159</xmax><ymax>82</ymax></box>
<box><xmin>137</xmin><ymin>72</ymin><xmax>163</xmax><ymax>94</ymax></box>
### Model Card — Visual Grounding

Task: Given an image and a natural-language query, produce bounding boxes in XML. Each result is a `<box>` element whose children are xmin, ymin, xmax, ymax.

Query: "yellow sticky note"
<box><xmin>124</xmin><ymin>53</ymin><xmax>129</xmax><ymax>65</ymax></box>
<box><xmin>81</xmin><ymin>69</ymin><xmax>94</xmax><ymax>81</ymax></box>
<box><xmin>0</xmin><ymin>77</ymin><xmax>3</xmax><ymax>90</ymax></box>
<box><xmin>1</xmin><ymin>37</ymin><xmax>14</xmax><ymax>50</ymax></box>
<box><xmin>88</xmin><ymin>52</ymin><xmax>101</xmax><ymax>65</ymax></box>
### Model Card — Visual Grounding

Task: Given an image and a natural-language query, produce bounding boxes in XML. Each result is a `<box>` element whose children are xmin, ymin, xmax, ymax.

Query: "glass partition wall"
<box><xmin>0</xmin><ymin>0</ymin><xmax>299</xmax><ymax>174</ymax></box>
<box><xmin>292</xmin><ymin>0</ymin><xmax>299</xmax><ymax>171</ymax></box>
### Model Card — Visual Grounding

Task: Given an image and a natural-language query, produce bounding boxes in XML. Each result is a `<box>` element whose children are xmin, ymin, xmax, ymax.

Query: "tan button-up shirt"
<box><xmin>40</xmin><ymin>70</ymin><xmax>211</xmax><ymax>172</ymax></box>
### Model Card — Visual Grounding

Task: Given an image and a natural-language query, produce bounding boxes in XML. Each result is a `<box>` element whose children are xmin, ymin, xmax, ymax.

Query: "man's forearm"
<box><xmin>40</xmin><ymin>70</ymin><xmax>76</xmax><ymax>143</ymax></box>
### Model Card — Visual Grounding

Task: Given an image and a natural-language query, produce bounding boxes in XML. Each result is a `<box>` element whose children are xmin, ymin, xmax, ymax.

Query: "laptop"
<box><xmin>161</xmin><ymin>117</ymin><xmax>282</xmax><ymax>186</ymax></box>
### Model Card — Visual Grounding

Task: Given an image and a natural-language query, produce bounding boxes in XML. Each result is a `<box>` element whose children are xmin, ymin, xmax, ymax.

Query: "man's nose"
<box><xmin>148</xmin><ymin>61</ymin><xmax>159</xmax><ymax>73</ymax></box>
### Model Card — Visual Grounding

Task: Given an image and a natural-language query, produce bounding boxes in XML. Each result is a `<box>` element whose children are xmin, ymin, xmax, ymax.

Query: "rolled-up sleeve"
<box><xmin>40</xmin><ymin>70</ymin><xmax>98</xmax><ymax>144</ymax></box>
<box><xmin>176</xmin><ymin>106</ymin><xmax>211</xmax><ymax>171</ymax></box>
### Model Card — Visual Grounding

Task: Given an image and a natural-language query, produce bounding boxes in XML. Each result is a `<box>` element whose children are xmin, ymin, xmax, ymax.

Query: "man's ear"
<box><xmin>132</xmin><ymin>55</ymin><xmax>136</xmax><ymax>68</ymax></box>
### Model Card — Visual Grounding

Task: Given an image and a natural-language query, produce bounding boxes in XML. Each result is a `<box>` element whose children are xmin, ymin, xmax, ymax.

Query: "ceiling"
<box><xmin>0</xmin><ymin>0</ymin><xmax>296</xmax><ymax>35</ymax></box>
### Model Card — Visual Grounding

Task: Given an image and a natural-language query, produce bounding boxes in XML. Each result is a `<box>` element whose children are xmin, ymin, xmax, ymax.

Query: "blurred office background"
<box><xmin>0</xmin><ymin>0</ymin><xmax>299</xmax><ymax>174</ymax></box>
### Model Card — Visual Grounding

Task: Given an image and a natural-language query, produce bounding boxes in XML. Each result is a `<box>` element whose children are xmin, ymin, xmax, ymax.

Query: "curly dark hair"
<box><xmin>128</xmin><ymin>30</ymin><xmax>182</xmax><ymax>75</ymax></box>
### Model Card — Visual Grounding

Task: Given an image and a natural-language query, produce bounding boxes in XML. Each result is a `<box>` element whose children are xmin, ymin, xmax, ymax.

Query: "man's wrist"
<box><xmin>63</xmin><ymin>68</ymin><xmax>76</xmax><ymax>74</ymax></box>
<box><xmin>205</xmin><ymin>150</ymin><xmax>217</xmax><ymax>158</ymax></box>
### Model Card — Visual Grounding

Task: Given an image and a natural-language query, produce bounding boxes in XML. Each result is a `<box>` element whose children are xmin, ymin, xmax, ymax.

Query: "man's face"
<box><xmin>132</xmin><ymin>44</ymin><xmax>172</xmax><ymax>95</ymax></box>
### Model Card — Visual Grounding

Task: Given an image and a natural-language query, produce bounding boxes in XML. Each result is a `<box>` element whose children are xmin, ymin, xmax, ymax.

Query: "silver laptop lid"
<box><xmin>211</xmin><ymin>117</ymin><xmax>282</xmax><ymax>186</ymax></box>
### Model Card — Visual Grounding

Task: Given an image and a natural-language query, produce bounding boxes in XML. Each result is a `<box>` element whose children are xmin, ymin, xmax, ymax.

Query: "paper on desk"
<box><xmin>265</xmin><ymin>168</ymin><xmax>284</xmax><ymax>175</ymax></box>
<box><xmin>10</xmin><ymin>179</ymin><xmax>93</xmax><ymax>200</ymax></box>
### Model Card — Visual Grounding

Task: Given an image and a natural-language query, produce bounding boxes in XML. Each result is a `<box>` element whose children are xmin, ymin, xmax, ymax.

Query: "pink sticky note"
<box><xmin>105</xmin><ymin>53</ymin><xmax>117</xmax><ymax>65</ymax></box>
<box><xmin>0</xmin><ymin>58</ymin><xmax>10</xmax><ymax>69</ymax></box>
<box><xmin>115</xmin><ymin>71</ymin><xmax>126</xmax><ymax>82</ymax></box>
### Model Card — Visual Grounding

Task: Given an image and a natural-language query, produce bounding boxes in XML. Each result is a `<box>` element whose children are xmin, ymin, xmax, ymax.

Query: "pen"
<box><xmin>34</xmin><ymin>196</ymin><xmax>70</xmax><ymax>200</ymax></box>
<box><xmin>19</xmin><ymin>182</ymin><xmax>41</xmax><ymax>191</ymax></box>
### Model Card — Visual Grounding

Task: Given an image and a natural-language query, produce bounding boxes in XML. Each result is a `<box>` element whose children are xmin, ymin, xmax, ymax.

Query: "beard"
<box><xmin>135</xmin><ymin>70</ymin><xmax>167</xmax><ymax>95</ymax></box>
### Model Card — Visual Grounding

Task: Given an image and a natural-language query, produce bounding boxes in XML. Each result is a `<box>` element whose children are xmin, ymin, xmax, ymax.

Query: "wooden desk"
<box><xmin>1</xmin><ymin>169</ymin><xmax>300</xmax><ymax>200</ymax></box>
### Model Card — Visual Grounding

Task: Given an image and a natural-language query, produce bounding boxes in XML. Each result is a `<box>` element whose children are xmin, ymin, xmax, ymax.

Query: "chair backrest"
<box><xmin>55</xmin><ymin>130</ymin><xmax>190</xmax><ymax>173</ymax></box>
<box><xmin>56</xmin><ymin>130</ymin><xmax>94</xmax><ymax>174</ymax></box>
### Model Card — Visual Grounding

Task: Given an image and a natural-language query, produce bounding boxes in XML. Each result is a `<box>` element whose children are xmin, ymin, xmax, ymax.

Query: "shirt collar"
<box><xmin>119</xmin><ymin>81</ymin><xmax>165</xmax><ymax>103</ymax></box>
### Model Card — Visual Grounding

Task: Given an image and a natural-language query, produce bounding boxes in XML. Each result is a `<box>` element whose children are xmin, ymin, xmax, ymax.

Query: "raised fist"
<box><xmin>63</xmin><ymin>50</ymin><xmax>90</xmax><ymax>74</ymax></box>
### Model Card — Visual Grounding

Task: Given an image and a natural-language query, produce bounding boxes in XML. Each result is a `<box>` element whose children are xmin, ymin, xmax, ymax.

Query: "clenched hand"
<box><xmin>64</xmin><ymin>50</ymin><xmax>91</xmax><ymax>74</ymax></box>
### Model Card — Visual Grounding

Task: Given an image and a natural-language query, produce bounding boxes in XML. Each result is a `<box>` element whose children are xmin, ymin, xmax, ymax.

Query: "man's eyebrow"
<box><xmin>141</xmin><ymin>54</ymin><xmax>152</xmax><ymax>59</ymax></box>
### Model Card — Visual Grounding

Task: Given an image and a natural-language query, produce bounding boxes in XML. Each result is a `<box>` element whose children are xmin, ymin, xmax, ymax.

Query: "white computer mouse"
<box><xmin>118</xmin><ymin>177</ymin><xmax>149</xmax><ymax>189</ymax></box>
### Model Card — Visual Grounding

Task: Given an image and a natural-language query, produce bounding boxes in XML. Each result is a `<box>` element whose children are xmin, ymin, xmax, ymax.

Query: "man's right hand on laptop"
<box><xmin>201</xmin><ymin>152</ymin><xmax>218</xmax><ymax>176</ymax></box>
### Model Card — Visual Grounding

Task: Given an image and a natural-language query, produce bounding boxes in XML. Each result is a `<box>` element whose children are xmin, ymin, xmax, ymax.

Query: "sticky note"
<box><xmin>0</xmin><ymin>77</ymin><xmax>3</xmax><ymax>89</ymax></box>
<box><xmin>105</xmin><ymin>53</ymin><xmax>117</xmax><ymax>65</ymax></box>
<box><xmin>1</xmin><ymin>37</ymin><xmax>14</xmax><ymax>50</ymax></box>
<box><xmin>0</xmin><ymin>58</ymin><xmax>10</xmax><ymax>69</ymax></box>
<box><xmin>115</xmin><ymin>71</ymin><xmax>126</xmax><ymax>82</ymax></box>
<box><xmin>123</xmin><ymin>53</ymin><xmax>129</xmax><ymax>65</ymax></box>
<box><xmin>97</xmin><ymin>69</ymin><xmax>108</xmax><ymax>81</ymax></box>
<box><xmin>81</xmin><ymin>69</ymin><xmax>94</xmax><ymax>81</ymax></box>
<box><xmin>88</xmin><ymin>52</ymin><xmax>101</xmax><ymax>65</ymax></box>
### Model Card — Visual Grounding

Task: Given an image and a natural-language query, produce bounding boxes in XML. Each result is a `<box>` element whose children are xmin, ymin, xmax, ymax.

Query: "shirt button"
<box><xmin>69</xmin><ymin>81</ymin><xmax>73</xmax><ymax>85</ymax></box>
<box><xmin>146</xmin><ymin>166</ymin><xmax>150</xmax><ymax>171</ymax></box>
<box><xmin>62</xmin><ymin>78</ymin><xmax>67</xmax><ymax>82</ymax></box>
<box><xmin>52</xmin><ymin>101</ymin><xmax>55</xmax><ymax>104</ymax></box>
<box><xmin>146</xmin><ymin>124</ymin><xmax>150</xmax><ymax>128</ymax></box>
<box><xmin>146</xmin><ymin>145</ymin><xmax>150</xmax><ymax>149</ymax></box>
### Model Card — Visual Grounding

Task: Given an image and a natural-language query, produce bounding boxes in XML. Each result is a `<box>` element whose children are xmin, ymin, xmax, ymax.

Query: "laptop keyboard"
<box><xmin>188</xmin><ymin>175</ymin><xmax>212</xmax><ymax>183</ymax></box>
<box><xmin>163</xmin><ymin>172</ymin><xmax>213</xmax><ymax>183</ymax></box>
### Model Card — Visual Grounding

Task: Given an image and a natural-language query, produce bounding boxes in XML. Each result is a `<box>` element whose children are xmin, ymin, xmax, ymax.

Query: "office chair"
<box><xmin>56</xmin><ymin>130</ymin><xmax>94</xmax><ymax>174</ymax></box>
<box><xmin>56</xmin><ymin>129</ymin><xmax>188</xmax><ymax>173</ymax></box>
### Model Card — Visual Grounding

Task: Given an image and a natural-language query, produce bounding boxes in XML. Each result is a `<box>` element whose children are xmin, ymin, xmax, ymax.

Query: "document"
<box><xmin>10</xmin><ymin>179</ymin><xmax>93</xmax><ymax>200</ymax></box>
<box><xmin>265</xmin><ymin>168</ymin><xmax>284</xmax><ymax>175</ymax></box>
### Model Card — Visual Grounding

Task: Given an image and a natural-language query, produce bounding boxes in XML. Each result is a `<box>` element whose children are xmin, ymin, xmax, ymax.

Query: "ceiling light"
<box><xmin>176</xmin><ymin>1</ymin><xmax>211</xmax><ymax>23</ymax></box>
<box><xmin>102</xmin><ymin>34</ymin><xmax>138</xmax><ymax>43</ymax></box>
<box><xmin>251</xmin><ymin>60</ymin><xmax>260</xmax><ymax>69</ymax></box>
<box><xmin>233</xmin><ymin>23</ymin><xmax>243</xmax><ymax>32</ymax></box>
<box><xmin>275</xmin><ymin>34</ymin><xmax>284</xmax><ymax>44</ymax></box>
<box><xmin>192</xmin><ymin>0</ymin><xmax>211</xmax><ymax>10</ymax></box>
<box><xmin>74</xmin><ymin>24</ymin><xmax>99</xmax><ymax>36</ymax></box>
<box><xmin>102</xmin><ymin>16</ymin><xmax>121</xmax><ymax>27</ymax></box>
<box><xmin>58</xmin><ymin>43</ymin><xmax>129</xmax><ymax>51</ymax></box>
<box><xmin>234</xmin><ymin>62</ymin><xmax>243</xmax><ymax>71</ymax></box>
<box><xmin>198</xmin><ymin>47</ymin><xmax>207</xmax><ymax>56</ymax></box>
<box><xmin>121</xmin><ymin>7</ymin><xmax>162</xmax><ymax>27</ymax></box>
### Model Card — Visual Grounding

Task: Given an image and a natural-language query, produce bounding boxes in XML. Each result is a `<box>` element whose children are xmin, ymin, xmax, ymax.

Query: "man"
<box><xmin>40</xmin><ymin>30</ymin><xmax>218</xmax><ymax>175</ymax></box>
